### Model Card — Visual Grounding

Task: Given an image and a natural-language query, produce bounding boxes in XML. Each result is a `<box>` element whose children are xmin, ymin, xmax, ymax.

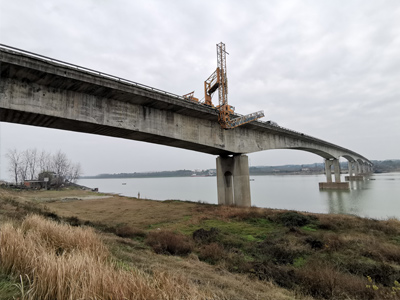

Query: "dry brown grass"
<box><xmin>0</xmin><ymin>215</ymin><xmax>218</xmax><ymax>300</ymax></box>
<box><xmin>105</xmin><ymin>235</ymin><xmax>308</xmax><ymax>300</ymax></box>
<box><xmin>46</xmin><ymin>195</ymin><xmax>198</xmax><ymax>229</ymax></box>
<box><xmin>297</xmin><ymin>261</ymin><xmax>375</xmax><ymax>299</ymax></box>
<box><xmin>145</xmin><ymin>230</ymin><xmax>193</xmax><ymax>255</ymax></box>
<box><xmin>198</xmin><ymin>242</ymin><xmax>226</xmax><ymax>263</ymax></box>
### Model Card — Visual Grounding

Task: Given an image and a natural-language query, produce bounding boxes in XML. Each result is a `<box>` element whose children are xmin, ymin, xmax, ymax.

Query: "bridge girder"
<box><xmin>0</xmin><ymin>45</ymin><xmax>371</xmax><ymax>167</ymax></box>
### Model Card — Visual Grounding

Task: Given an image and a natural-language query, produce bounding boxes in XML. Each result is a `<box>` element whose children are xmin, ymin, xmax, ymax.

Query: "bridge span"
<box><xmin>0</xmin><ymin>45</ymin><xmax>373</xmax><ymax>206</ymax></box>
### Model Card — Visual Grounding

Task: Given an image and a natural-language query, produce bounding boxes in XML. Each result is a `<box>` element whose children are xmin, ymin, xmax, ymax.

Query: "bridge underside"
<box><xmin>0</xmin><ymin>108</ymin><xmax>234</xmax><ymax>156</ymax></box>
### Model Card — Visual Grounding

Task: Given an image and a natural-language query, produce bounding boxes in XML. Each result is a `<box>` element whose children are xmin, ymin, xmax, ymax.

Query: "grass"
<box><xmin>2</xmin><ymin>186</ymin><xmax>400</xmax><ymax>299</ymax></box>
<box><xmin>0</xmin><ymin>272</ymin><xmax>20</xmax><ymax>300</ymax></box>
<box><xmin>0</xmin><ymin>215</ymin><xmax>217</xmax><ymax>300</ymax></box>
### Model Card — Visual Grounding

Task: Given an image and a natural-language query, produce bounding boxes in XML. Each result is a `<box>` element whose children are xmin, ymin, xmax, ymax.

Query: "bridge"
<box><xmin>0</xmin><ymin>44</ymin><xmax>373</xmax><ymax>206</ymax></box>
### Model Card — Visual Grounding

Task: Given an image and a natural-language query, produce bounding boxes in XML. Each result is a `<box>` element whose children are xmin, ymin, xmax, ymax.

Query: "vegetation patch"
<box><xmin>2</xmin><ymin>187</ymin><xmax>400</xmax><ymax>299</ymax></box>
<box><xmin>0</xmin><ymin>215</ymin><xmax>214</xmax><ymax>300</ymax></box>
<box><xmin>145</xmin><ymin>230</ymin><xmax>193</xmax><ymax>256</ymax></box>
<box><xmin>274</xmin><ymin>211</ymin><xmax>316</xmax><ymax>227</ymax></box>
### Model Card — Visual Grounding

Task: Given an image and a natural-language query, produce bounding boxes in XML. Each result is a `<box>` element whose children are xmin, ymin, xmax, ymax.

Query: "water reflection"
<box><xmin>323</xmin><ymin>190</ymin><xmax>350</xmax><ymax>215</ymax></box>
<box><xmin>320</xmin><ymin>177</ymin><xmax>374</xmax><ymax>216</ymax></box>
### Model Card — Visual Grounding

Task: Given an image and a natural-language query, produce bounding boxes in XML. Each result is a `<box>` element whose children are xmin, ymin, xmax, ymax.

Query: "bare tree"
<box><xmin>17</xmin><ymin>155</ymin><xmax>29</xmax><ymax>183</ymax></box>
<box><xmin>25</xmin><ymin>148</ymin><xmax>38</xmax><ymax>180</ymax></box>
<box><xmin>38</xmin><ymin>149</ymin><xmax>52</xmax><ymax>173</ymax></box>
<box><xmin>6</xmin><ymin>148</ymin><xmax>82</xmax><ymax>187</ymax></box>
<box><xmin>51</xmin><ymin>150</ymin><xmax>72</xmax><ymax>186</ymax></box>
<box><xmin>66</xmin><ymin>162</ymin><xmax>82</xmax><ymax>184</ymax></box>
<box><xmin>6</xmin><ymin>149</ymin><xmax>21</xmax><ymax>184</ymax></box>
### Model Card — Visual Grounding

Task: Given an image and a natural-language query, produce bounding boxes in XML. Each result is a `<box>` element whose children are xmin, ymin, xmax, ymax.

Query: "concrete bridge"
<box><xmin>0</xmin><ymin>45</ymin><xmax>373</xmax><ymax>206</ymax></box>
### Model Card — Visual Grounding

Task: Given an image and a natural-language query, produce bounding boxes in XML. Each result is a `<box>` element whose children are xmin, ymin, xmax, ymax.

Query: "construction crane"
<box><xmin>203</xmin><ymin>42</ymin><xmax>264</xmax><ymax>129</ymax></box>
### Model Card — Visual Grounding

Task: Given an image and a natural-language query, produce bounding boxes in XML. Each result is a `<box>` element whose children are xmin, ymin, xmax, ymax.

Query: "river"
<box><xmin>78</xmin><ymin>172</ymin><xmax>400</xmax><ymax>220</ymax></box>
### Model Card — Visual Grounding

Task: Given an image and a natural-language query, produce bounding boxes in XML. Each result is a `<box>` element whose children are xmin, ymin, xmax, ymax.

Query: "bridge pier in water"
<box><xmin>216</xmin><ymin>155</ymin><xmax>251</xmax><ymax>207</ymax></box>
<box><xmin>345</xmin><ymin>161</ymin><xmax>364</xmax><ymax>181</ymax></box>
<box><xmin>319</xmin><ymin>158</ymin><xmax>350</xmax><ymax>190</ymax></box>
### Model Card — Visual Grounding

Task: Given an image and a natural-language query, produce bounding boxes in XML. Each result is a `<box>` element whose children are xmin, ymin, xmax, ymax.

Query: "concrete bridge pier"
<box><xmin>216</xmin><ymin>155</ymin><xmax>251</xmax><ymax>207</ymax></box>
<box><xmin>345</xmin><ymin>161</ymin><xmax>364</xmax><ymax>181</ymax></box>
<box><xmin>319</xmin><ymin>158</ymin><xmax>349</xmax><ymax>190</ymax></box>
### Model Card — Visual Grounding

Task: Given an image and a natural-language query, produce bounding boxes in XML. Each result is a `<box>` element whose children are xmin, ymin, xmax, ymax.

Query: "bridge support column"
<box><xmin>345</xmin><ymin>161</ymin><xmax>364</xmax><ymax>181</ymax></box>
<box><xmin>348</xmin><ymin>161</ymin><xmax>354</xmax><ymax>176</ymax></box>
<box><xmin>320</xmin><ymin>158</ymin><xmax>349</xmax><ymax>190</ymax></box>
<box><xmin>324</xmin><ymin>159</ymin><xmax>334</xmax><ymax>183</ymax></box>
<box><xmin>355</xmin><ymin>162</ymin><xmax>361</xmax><ymax>175</ymax></box>
<box><xmin>216</xmin><ymin>155</ymin><xmax>251</xmax><ymax>207</ymax></box>
<box><xmin>333</xmin><ymin>159</ymin><xmax>341</xmax><ymax>183</ymax></box>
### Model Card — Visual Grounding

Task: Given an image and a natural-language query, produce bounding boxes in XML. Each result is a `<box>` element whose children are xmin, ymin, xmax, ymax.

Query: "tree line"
<box><xmin>6</xmin><ymin>148</ymin><xmax>82</xmax><ymax>186</ymax></box>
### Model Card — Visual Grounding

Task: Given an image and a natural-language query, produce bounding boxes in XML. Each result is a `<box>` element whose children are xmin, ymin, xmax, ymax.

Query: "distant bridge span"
<box><xmin>0</xmin><ymin>45</ymin><xmax>373</xmax><ymax>206</ymax></box>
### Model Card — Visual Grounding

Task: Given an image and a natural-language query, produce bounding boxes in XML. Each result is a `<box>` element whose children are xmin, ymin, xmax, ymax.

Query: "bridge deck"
<box><xmin>0</xmin><ymin>44</ymin><xmax>370</xmax><ymax>163</ymax></box>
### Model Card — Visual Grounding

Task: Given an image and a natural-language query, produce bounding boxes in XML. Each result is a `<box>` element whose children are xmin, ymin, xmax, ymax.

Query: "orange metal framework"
<box><xmin>204</xmin><ymin>42</ymin><xmax>233</xmax><ymax>128</ymax></box>
<box><xmin>189</xmin><ymin>42</ymin><xmax>264</xmax><ymax>129</ymax></box>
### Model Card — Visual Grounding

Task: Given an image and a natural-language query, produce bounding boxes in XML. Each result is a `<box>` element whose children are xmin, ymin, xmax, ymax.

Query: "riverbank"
<box><xmin>1</xmin><ymin>187</ymin><xmax>399</xmax><ymax>299</ymax></box>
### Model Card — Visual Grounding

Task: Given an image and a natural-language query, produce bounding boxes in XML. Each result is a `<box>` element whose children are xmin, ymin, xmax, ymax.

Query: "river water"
<box><xmin>78</xmin><ymin>172</ymin><xmax>400</xmax><ymax>220</ymax></box>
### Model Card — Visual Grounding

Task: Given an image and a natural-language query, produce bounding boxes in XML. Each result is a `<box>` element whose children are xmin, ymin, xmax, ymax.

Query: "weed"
<box><xmin>257</xmin><ymin>237</ymin><xmax>310</xmax><ymax>265</ymax></box>
<box><xmin>302</xmin><ymin>224</ymin><xmax>318</xmax><ymax>232</ymax></box>
<box><xmin>297</xmin><ymin>261</ymin><xmax>375</xmax><ymax>299</ymax></box>
<box><xmin>116</xmin><ymin>225</ymin><xmax>147</xmax><ymax>239</ymax></box>
<box><xmin>0</xmin><ymin>215</ymin><xmax>213</xmax><ymax>300</ymax></box>
<box><xmin>146</xmin><ymin>230</ymin><xmax>193</xmax><ymax>256</ymax></box>
<box><xmin>0</xmin><ymin>273</ymin><xmax>20</xmax><ymax>300</ymax></box>
<box><xmin>192</xmin><ymin>227</ymin><xmax>220</xmax><ymax>243</ymax></box>
<box><xmin>65</xmin><ymin>216</ymin><xmax>82</xmax><ymax>226</ymax></box>
<box><xmin>293</xmin><ymin>257</ymin><xmax>307</xmax><ymax>268</ymax></box>
<box><xmin>198</xmin><ymin>242</ymin><xmax>226</xmax><ymax>264</ymax></box>
<box><xmin>305</xmin><ymin>237</ymin><xmax>324</xmax><ymax>250</ymax></box>
<box><xmin>274</xmin><ymin>211</ymin><xmax>316</xmax><ymax>227</ymax></box>
<box><xmin>251</xmin><ymin>262</ymin><xmax>297</xmax><ymax>289</ymax></box>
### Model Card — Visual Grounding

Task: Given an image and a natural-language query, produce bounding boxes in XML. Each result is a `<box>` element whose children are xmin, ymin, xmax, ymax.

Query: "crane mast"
<box><xmin>192</xmin><ymin>42</ymin><xmax>264</xmax><ymax>129</ymax></box>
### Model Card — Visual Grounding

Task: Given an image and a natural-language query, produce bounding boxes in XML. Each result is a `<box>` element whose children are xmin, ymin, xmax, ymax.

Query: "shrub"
<box><xmin>65</xmin><ymin>216</ymin><xmax>82</xmax><ymax>226</ymax></box>
<box><xmin>275</xmin><ymin>211</ymin><xmax>314</xmax><ymax>227</ymax></box>
<box><xmin>258</xmin><ymin>237</ymin><xmax>310</xmax><ymax>265</ymax></box>
<box><xmin>322</xmin><ymin>233</ymin><xmax>345</xmax><ymax>251</ymax></box>
<box><xmin>198</xmin><ymin>243</ymin><xmax>226</xmax><ymax>264</ymax></box>
<box><xmin>297</xmin><ymin>261</ymin><xmax>375</xmax><ymax>299</ymax></box>
<box><xmin>362</xmin><ymin>218</ymin><xmax>400</xmax><ymax>236</ymax></box>
<box><xmin>116</xmin><ymin>225</ymin><xmax>147</xmax><ymax>238</ymax></box>
<box><xmin>251</xmin><ymin>262</ymin><xmax>297</xmax><ymax>289</ymax></box>
<box><xmin>192</xmin><ymin>227</ymin><xmax>220</xmax><ymax>244</ymax></box>
<box><xmin>342</xmin><ymin>260</ymin><xmax>400</xmax><ymax>287</ymax></box>
<box><xmin>305</xmin><ymin>237</ymin><xmax>324</xmax><ymax>250</ymax></box>
<box><xmin>146</xmin><ymin>230</ymin><xmax>193</xmax><ymax>256</ymax></box>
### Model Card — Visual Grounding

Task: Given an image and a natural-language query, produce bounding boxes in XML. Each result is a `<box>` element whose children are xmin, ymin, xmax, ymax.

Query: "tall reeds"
<box><xmin>0</xmin><ymin>215</ymin><xmax>214</xmax><ymax>300</ymax></box>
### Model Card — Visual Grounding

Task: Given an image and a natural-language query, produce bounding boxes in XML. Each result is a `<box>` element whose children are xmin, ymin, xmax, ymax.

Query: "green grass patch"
<box><xmin>200</xmin><ymin>219</ymin><xmax>278</xmax><ymax>242</ymax></box>
<box><xmin>293</xmin><ymin>256</ymin><xmax>307</xmax><ymax>268</ymax></box>
<box><xmin>302</xmin><ymin>224</ymin><xmax>318</xmax><ymax>232</ymax></box>
<box><xmin>0</xmin><ymin>273</ymin><xmax>20</xmax><ymax>300</ymax></box>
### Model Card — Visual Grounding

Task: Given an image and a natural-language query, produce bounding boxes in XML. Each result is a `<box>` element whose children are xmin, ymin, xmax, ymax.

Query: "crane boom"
<box><xmin>194</xmin><ymin>42</ymin><xmax>264</xmax><ymax>129</ymax></box>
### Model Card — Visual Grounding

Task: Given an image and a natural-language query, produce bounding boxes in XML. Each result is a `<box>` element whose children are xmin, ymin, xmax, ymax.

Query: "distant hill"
<box><xmin>80</xmin><ymin>160</ymin><xmax>400</xmax><ymax>179</ymax></box>
<box><xmin>371</xmin><ymin>159</ymin><xmax>400</xmax><ymax>173</ymax></box>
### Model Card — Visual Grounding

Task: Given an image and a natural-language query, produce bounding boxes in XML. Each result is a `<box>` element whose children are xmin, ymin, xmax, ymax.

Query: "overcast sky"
<box><xmin>0</xmin><ymin>0</ymin><xmax>399</xmax><ymax>179</ymax></box>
